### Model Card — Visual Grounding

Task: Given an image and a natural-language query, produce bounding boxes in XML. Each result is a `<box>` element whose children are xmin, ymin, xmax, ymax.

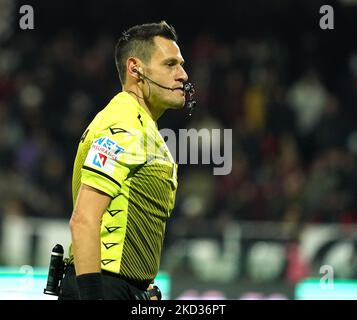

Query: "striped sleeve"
<box><xmin>81</xmin><ymin>127</ymin><xmax>146</xmax><ymax>197</ymax></box>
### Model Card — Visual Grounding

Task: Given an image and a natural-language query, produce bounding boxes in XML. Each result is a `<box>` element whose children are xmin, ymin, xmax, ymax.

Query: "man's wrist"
<box><xmin>76</xmin><ymin>272</ymin><xmax>104</xmax><ymax>300</ymax></box>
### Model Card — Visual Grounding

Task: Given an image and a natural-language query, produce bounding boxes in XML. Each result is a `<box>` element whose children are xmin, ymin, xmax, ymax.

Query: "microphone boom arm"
<box><xmin>137</xmin><ymin>69</ymin><xmax>197</xmax><ymax>116</ymax></box>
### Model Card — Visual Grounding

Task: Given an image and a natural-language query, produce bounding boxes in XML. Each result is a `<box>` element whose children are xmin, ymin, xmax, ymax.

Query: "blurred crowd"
<box><xmin>1</xmin><ymin>28</ymin><xmax>357</xmax><ymax>226</ymax></box>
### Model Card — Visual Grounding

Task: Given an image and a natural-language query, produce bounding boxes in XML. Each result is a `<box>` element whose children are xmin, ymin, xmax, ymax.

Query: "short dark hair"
<box><xmin>115</xmin><ymin>21</ymin><xmax>178</xmax><ymax>85</ymax></box>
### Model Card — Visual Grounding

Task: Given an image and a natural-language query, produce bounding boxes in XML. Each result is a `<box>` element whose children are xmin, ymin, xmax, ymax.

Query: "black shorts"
<box><xmin>58</xmin><ymin>264</ymin><xmax>152</xmax><ymax>300</ymax></box>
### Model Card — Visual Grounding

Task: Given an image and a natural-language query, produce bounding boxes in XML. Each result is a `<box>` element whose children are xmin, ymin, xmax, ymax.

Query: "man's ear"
<box><xmin>127</xmin><ymin>58</ymin><xmax>142</xmax><ymax>79</ymax></box>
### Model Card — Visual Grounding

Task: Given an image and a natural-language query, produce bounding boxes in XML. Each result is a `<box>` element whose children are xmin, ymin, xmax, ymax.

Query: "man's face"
<box><xmin>143</xmin><ymin>36</ymin><xmax>188</xmax><ymax>110</ymax></box>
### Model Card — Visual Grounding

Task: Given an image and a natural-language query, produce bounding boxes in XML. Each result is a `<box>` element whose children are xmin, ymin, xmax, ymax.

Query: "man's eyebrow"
<box><xmin>162</xmin><ymin>58</ymin><xmax>185</xmax><ymax>65</ymax></box>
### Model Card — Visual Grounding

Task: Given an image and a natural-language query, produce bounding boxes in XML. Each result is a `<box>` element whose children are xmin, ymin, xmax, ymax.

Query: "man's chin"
<box><xmin>170</xmin><ymin>98</ymin><xmax>186</xmax><ymax>109</ymax></box>
<box><xmin>169</xmin><ymin>104</ymin><xmax>185</xmax><ymax>111</ymax></box>
<box><xmin>160</xmin><ymin>97</ymin><xmax>185</xmax><ymax>111</ymax></box>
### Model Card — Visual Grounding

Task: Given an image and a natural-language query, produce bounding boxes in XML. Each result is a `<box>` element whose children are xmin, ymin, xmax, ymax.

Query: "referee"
<box><xmin>58</xmin><ymin>21</ymin><xmax>189</xmax><ymax>300</ymax></box>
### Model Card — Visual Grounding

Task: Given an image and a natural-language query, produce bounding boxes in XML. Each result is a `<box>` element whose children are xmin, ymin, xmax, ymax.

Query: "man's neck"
<box><xmin>123</xmin><ymin>86</ymin><xmax>163</xmax><ymax>121</ymax></box>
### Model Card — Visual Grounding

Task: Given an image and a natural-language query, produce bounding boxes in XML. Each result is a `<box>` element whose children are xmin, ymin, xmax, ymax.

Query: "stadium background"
<box><xmin>1</xmin><ymin>0</ymin><xmax>357</xmax><ymax>299</ymax></box>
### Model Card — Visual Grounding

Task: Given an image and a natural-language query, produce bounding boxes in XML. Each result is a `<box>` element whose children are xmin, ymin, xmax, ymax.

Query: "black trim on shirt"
<box><xmin>109</xmin><ymin>127</ymin><xmax>130</xmax><ymax>135</ymax></box>
<box><xmin>82</xmin><ymin>165</ymin><xmax>122</xmax><ymax>189</ymax></box>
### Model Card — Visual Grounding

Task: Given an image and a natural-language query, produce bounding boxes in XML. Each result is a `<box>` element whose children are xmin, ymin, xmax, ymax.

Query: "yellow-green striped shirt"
<box><xmin>69</xmin><ymin>92</ymin><xmax>178</xmax><ymax>284</ymax></box>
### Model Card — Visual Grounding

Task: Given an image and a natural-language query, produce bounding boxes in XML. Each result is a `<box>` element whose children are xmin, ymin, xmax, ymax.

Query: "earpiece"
<box><xmin>133</xmin><ymin>67</ymin><xmax>142</xmax><ymax>75</ymax></box>
<box><xmin>132</xmin><ymin>67</ymin><xmax>142</xmax><ymax>81</ymax></box>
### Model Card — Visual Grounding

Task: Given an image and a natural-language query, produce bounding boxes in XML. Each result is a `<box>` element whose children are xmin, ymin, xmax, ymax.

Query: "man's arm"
<box><xmin>70</xmin><ymin>183</ymin><xmax>111</xmax><ymax>276</ymax></box>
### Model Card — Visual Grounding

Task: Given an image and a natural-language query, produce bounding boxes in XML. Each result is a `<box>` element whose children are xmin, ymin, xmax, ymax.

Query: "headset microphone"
<box><xmin>134</xmin><ymin>68</ymin><xmax>197</xmax><ymax>116</ymax></box>
<box><xmin>134</xmin><ymin>68</ymin><xmax>173</xmax><ymax>91</ymax></box>
<box><xmin>183</xmin><ymin>82</ymin><xmax>196</xmax><ymax>116</ymax></box>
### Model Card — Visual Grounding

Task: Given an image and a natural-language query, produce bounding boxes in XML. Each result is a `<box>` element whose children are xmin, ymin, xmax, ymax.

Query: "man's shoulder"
<box><xmin>95</xmin><ymin>92</ymin><xmax>144</xmax><ymax>133</ymax></box>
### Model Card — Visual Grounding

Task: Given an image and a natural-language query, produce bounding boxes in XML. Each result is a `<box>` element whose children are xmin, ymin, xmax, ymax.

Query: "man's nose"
<box><xmin>177</xmin><ymin>66</ymin><xmax>188</xmax><ymax>82</ymax></box>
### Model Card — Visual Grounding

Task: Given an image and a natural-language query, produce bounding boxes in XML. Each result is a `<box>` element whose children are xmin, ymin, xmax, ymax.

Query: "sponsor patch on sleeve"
<box><xmin>84</xmin><ymin>137</ymin><xmax>125</xmax><ymax>174</ymax></box>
